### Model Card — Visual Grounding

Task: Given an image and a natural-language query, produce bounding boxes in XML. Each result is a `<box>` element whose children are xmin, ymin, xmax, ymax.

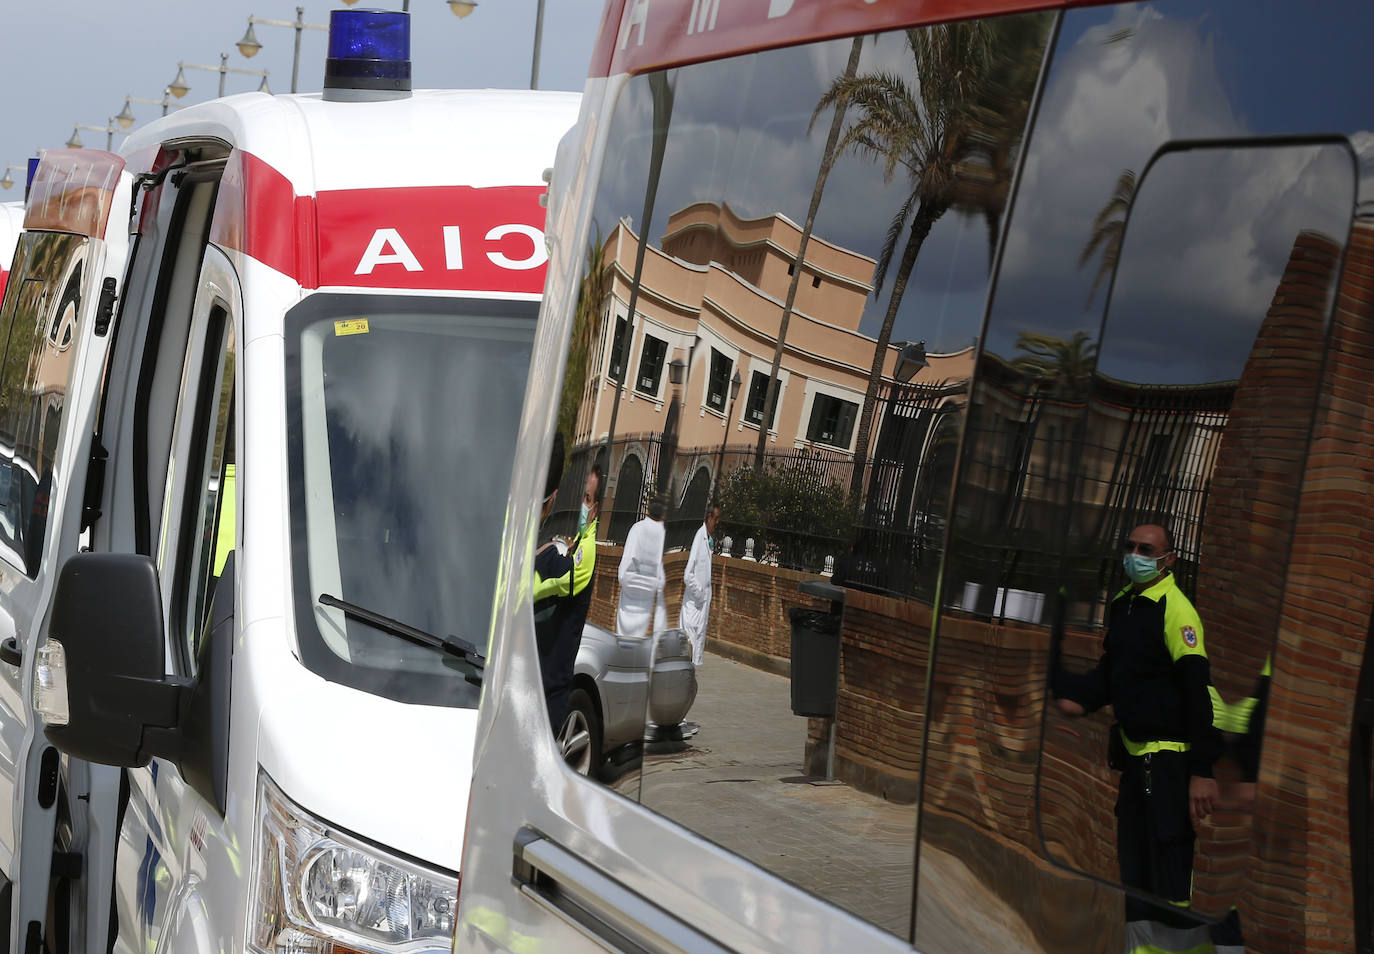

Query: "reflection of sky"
<box><xmin>591</xmin><ymin>26</ymin><xmax>1027</xmax><ymax>354</ymax></box>
<box><xmin>1097</xmin><ymin>143</ymin><xmax>1353</xmax><ymax>385</ymax></box>
<box><xmin>314</xmin><ymin>316</ymin><xmax>532</xmax><ymax>679</ymax></box>
<box><xmin>987</xmin><ymin>0</ymin><xmax>1374</xmax><ymax>365</ymax></box>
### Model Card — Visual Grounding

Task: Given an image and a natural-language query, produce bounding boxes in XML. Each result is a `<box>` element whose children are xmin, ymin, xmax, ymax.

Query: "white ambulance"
<box><xmin>0</xmin><ymin>201</ymin><xmax>23</xmax><ymax>302</ymax></box>
<box><xmin>0</xmin><ymin>10</ymin><xmax>576</xmax><ymax>953</ymax></box>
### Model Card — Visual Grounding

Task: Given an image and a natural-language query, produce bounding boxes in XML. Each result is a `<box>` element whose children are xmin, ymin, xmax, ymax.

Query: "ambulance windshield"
<box><xmin>284</xmin><ymin>293</ymin><xmax>535</xmax><ymax>706</ymax></box>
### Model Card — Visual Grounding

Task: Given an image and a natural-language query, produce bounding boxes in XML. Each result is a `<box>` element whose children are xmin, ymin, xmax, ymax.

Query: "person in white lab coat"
<box><xmin>616</xmin><ymin>495</ymin><xmax>667</xmax><ymax>638</ymax></box>
<box><xmin>680</xmin><ymin>504</ymin><xmax>720</xmax><ymax>667</ymax></box>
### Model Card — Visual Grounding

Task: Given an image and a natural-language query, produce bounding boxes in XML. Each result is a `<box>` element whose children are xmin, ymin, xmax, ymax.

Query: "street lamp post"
<box><xmin>237</xmin><ymin>8</ymin><xmax>327</xmax><ymax>94</ymax></box>
<box><xmin>0</xmin><ymin>165</ymin><xmax>25</xmax><ymax>191</ymax></box>
<box><xmin>68</xmin><ymin>120</ymin><xmax>120</xmax><ymax>151</ymax></box>
<box><xmin>170</xmin><ymin>55</ymin><xmax>270</xmax><ymax>100</ymax></box>
<box><xmin>116</xmin><ymin>89</ymin><xmax>182</xmax><ymax>130</ymax></box>
<box><xmin>713</xmin><ymin>370</ymin><xmax>743</xmax><ymax>501</ymax></box>
<box><xmin>660</xmin><ymin>357</ymin><xmax>687</xmax><ymax>498</ymax></box>
<box><xmin>530</xmin><ymin>0</ymin><xmax>545</xmax><ymax>89</ymax></box>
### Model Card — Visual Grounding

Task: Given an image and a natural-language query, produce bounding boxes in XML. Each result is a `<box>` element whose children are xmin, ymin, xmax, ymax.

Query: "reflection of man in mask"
<box><xmin>680</xmin><ymin>504</ymin><xmax>719</xmax><ymax>667</ymax></box>
<box><xmin>533</xmin><ymin>453</ymin><xmax>600</xmax><ymax>730</ymax></box>
<box><xmin>1053</xmin><ymin>522</ymin><xmax>1222</xmax><ymax>952</ymax></box>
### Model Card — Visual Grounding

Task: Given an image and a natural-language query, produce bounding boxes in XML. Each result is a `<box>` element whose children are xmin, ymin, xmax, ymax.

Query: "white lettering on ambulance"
<box><xmin>767</xmin><ymin>0</ymin><xmax>795</xmax><ymax>18</ymax></box>
<box><xmin>619</xmin><ymin>0</ymin><xmax>649</xmax><ymax>49</ymax></box>
<box><xmin>485</xmin><ymin>224</ymin><xmax>547</xmax><ymax>270</ymax></box>
<box><xmin>688</xmin><ymin>0</ymin><xmax>720</xmax><ymax>34</ymax></box>
<box><xmin>443</xmin><ymin>226</ymin><xmax>464</xmax><ymax>270</ymax></box>
<box><xmin>355</xmin><ymin>228</ymin><xmax>423</xmax><ymax>275</ymax></box>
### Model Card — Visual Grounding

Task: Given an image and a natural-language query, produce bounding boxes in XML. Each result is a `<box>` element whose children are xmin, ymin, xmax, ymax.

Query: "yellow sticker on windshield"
<box><xmin>334</xmin><ymin>318</ymin><xmax>370</xmax><ymax>336</ymax></box>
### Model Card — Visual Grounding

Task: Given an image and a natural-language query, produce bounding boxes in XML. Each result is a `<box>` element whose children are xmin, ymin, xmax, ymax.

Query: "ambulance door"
<box><xmin>0</xmin><ymin>184</ymin><xmax>131</xmax><ymax>954</ymax></box>
<box><xmin>112</xmin><ymin>246</ymin><xmax>239</xmax><ymax>954</ymax></box>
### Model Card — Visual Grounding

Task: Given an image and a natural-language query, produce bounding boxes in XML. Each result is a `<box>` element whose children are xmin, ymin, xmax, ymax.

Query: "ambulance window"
<box><xmin>285</xmin><ymin>294</ymin><xmax>536</xmax><ymax>707</ymax></box>
<box><xmin>1015</xmin><ymin>141</ymin><xmax>1353</xmax><ymax>919</ymax></box>
<box><xmin>176</xmin><ymin>305</ymin><xmax>235</xmax><ymax>670</ymax></box>
<box><xmin>0</xmin><ymin>232</ymin><xmax>89</xmax><ymax>575</ymax></box>
<box><xmin>542</xmin><ymin>9</ymin><xmax>1052</xmax><ymax>939</ymax></box>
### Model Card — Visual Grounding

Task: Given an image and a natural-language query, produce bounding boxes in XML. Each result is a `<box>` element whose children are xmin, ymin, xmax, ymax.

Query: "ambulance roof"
<box><xmin>119</xmin><ymin>88</ymin><xmax>580</xmax><ymax>195</ymax></box>
<box><xmin>116</xmin><ymin>89</ymin><xmax>579</xmax><ymax>294</ymax></box>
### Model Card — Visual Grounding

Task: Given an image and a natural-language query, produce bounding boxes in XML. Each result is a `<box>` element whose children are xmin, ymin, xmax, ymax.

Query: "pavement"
<box><xmin>605</xmin><ymin>653</ymin><xmax>1043</xmax><ymax>950</ymax></box>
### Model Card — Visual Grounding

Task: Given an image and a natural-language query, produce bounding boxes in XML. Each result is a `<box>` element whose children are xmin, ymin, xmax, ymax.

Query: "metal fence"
<box><xmin>543</xmin><ymin>371</ymin><xmax>1236</xmax><ymax>616</ymax></box>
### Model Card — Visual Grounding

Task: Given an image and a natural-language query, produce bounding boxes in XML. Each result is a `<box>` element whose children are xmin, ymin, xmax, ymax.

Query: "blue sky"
<box><xmin>0</xmin><ymin>0</ymin><xmax>604</xmax><ymax>170</ymax></box>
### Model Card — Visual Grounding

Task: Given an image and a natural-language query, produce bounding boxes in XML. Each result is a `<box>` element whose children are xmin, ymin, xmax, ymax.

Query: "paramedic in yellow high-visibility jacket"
<box><xmin>532</xmin><ymin>456</ymin><xmax>601</xmax><ymax>731</ymax></box>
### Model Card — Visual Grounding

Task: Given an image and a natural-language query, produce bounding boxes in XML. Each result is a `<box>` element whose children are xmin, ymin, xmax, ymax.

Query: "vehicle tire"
<box><xmin>559</xmin><ymin>687</ymin><xmax>602</xmax><ymax>777</ymax></box>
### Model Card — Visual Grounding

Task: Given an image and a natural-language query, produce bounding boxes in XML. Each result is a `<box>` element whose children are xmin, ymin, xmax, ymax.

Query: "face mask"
<box><xmin>1122</xmin><ymin>552</ymin><xmax>1162</xmax><ymax>584</ymax></box>
<box><xmin>578</xmin><ymin>503</ymin><xmax>590</xmax><ymax>533</ymax></box>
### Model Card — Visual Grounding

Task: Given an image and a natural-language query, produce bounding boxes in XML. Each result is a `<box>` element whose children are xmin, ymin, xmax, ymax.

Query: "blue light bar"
<box><xmin>324</xmin><ymin>9</ymin><xmax>411</xmax><ymax>96</ymax></box>
<box><xmin>24</xmin><ymin>158</ymin><xmax>38</xmax><ymax>202</ymax></box>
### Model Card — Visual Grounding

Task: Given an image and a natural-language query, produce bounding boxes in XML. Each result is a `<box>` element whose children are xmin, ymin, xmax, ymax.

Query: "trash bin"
<box><xmin>789</xmin><ymin>606</ymin><xmax>842</xmax><ymax>717</ymax></box>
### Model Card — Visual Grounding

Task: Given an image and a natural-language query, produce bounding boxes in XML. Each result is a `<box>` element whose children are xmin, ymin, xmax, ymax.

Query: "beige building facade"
<box><xmin>569</xmin><ymin>201</ymin><xmax>972</xmax><ymax>466</ymax></box>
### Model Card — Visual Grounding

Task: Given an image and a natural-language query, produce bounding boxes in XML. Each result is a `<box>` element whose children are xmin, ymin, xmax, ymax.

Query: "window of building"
<box><xmin>807</xmin><ymin>393</ymin><xmax>858</xmax><ymax>448</ymax></box>
<box><xmin>636</xmin><ymin>334</ymin><xmax>667</xmax><ymax>397</ymax></box>
<box><xmin>608</xmin><ymin>316</ymin><xmax>629</xmax><ymax>383</ymax></box>
<box><xmin>743</xmin><ymin>370</ymin><xmax>779</xmax><ymax>429</ymax></box>
<box><xmin>706</xmin><ymin>349</ymin><xmax>733</xmax><ymax>412</ymax></box>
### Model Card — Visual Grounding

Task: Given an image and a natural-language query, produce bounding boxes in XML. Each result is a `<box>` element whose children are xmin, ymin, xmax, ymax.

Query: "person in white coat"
<box><xmin>616</xmin><ymin>495</ymin><xmax>667</xmax><ymax>638</ymax></box>
<box><xmin>680</xmin><ymin>504</ymin><xmax>720</xmax><ymax>667</ymax></box>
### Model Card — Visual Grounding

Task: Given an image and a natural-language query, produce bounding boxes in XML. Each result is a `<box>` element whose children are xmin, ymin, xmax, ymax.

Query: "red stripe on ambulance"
<box><xmin>210</xmin><ymin>150</ymin><xmax>547</xmax><ymax>293</ymax></box>
<box><xmin>315</xmin><ymin>185</ymin><xmax>547</xmax><ymax>293</ymax></box>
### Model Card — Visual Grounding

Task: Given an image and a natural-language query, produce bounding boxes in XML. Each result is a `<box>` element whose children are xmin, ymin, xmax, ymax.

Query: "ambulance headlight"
<box><xmin>249</xmin><ymin>773</ymin><xmax>457</xmax><ymax>954</ymax></box>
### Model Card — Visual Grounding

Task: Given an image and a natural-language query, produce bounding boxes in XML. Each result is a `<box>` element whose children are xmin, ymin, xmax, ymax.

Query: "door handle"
<box><xmin>0</xmin><ymin>637</ymin><xmax>20</xmax><ymax>667</ymax></box>
<box><xmin>512</xmin><ymin>827</ymin><xmax>732</xmax><ymax>954</ymax></box>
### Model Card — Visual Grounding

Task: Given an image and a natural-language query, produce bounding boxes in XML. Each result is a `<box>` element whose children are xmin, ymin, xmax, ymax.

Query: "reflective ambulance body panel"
<box><xmin>0</xmin><ymin>65</ymin><xmax>577</xmax><ymax>953</ymax></box>
<box><xmin>460</xmin><ymin>1</ymin><xmax>1374</xmax><ymax>952</ymax></box>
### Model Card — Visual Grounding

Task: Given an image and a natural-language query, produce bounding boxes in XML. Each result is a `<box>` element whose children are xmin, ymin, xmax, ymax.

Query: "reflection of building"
<box><xmin>958</xmin><ymin>355</ymin><xmax>1233</xmax><ymax>619</ymax></box>
<box><xmin>572</xmin><ymin>202</ymin><xmax>971</xmax><ymax>465</ymax></box>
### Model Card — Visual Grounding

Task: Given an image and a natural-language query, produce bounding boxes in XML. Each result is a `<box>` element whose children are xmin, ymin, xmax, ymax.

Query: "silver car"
<box><xmin>559</xmin><ymin>622</ymin><xmax>697</xmax><ymax>777</ymax></box>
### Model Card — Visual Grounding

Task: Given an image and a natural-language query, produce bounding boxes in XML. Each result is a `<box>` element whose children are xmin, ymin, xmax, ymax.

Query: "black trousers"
<box><xmin>537</xmin><ymin>587</ymin><xmax>593</xmax><ymax>729</ymax></box>
<box><xmin>1116</xmin><ymin>749</ymin><xmax>1196</xmax><ymax>924</ymax></box>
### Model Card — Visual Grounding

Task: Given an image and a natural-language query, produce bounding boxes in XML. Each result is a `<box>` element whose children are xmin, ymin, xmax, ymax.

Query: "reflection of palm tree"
<box><xmin>1010</xmin><ymin>330</ymin><xmax>1098</xmax><ymax>398</ymax></box>
<box><xmin>817</xmin><ymin>16</ymin><xmax>1050</xmax><ymax>503</ymax></box>
<box><xmin>1079</xmin><ymin>169</ymin><xmax>1135</xmax><ymax>306</ymax></box>
<box><xmin>557</xmin><ymin>228</ymin><xmax>609</xmax><ymax>454</ymax></box>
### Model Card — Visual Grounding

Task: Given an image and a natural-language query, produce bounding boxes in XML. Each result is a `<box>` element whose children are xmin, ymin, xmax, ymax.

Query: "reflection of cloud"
<box><xmin>999</xmin><ymin>4</ymin><xmax>1246</xmax><ymax>338</ymax></box>
<box><xmin>318</xmin><ymin>321</ymin><xmax>532</xmax><ymax>655</ymax></box>
<box><xmin>1100</xmin><ymin>142</ymin><xmax>1353</xmax><ymax>385</ymax></box>
<box><xmin>990</xmin><ymin>1</ymin><xmax>1374</xmax><ymax>370</ymax></box>
<box><xmin>608</xmin><ymin>30</ymin><xmax>1001</xmax><ymax>353</ymax></box>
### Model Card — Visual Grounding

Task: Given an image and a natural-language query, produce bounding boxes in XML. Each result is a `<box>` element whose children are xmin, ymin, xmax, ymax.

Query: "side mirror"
<box><xmin>41</xmin><ymin>553</ymin><xmax>186</xmax><ymax>767</ymax></box>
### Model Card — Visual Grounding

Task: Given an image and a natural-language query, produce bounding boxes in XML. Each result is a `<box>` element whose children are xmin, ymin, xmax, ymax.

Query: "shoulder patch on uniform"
<box><xmin>1181</xmin><ymin>625</ymin><xmax>1197</xmax><ymax>648</ymax></box>
<box><xmin>573</xmin><ymin>547</ymin><xmax>584</xmax><ymax>567</ymax></box>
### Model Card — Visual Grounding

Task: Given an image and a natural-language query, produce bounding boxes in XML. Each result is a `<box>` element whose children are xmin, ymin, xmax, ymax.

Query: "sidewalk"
<box><xmin>630</xmin><ymin>653</ymin><xmax>1041</xmax><ymax>949</ymax></box>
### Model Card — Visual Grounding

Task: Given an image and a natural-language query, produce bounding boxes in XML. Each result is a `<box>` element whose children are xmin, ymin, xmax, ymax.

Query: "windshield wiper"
<box><xmin>318</xmin><ymin>593</ymin><xmax>486</xmax><ymax>679</ymax></box>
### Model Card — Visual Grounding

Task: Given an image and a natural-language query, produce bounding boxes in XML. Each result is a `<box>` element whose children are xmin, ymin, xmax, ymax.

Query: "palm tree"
<box><xmin>818</xmin><ymin>16</ymin><xmax>1051</xmax><ymax>504</ymax></box>
<box><xmin>1079</xmin><ymin>169</ymin><xmax>1136</xmax><ymax>306</ymax></box>
<box><xmin>557</xmin><ymin>228</ymin><xmax>610</xmax><ymax>455</ymax></box>
<box><xmin>1009</xmin><ymin>330</ymin><xmax>1098</xmax><ymax>399</ymax></box>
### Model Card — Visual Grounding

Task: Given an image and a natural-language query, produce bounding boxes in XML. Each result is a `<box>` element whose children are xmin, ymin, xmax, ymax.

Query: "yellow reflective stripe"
<box><xmin>1126</xmin><ymin>943</ymin><xmax>1214</xmax><ymax>954</ymax></box>
<box><xmin>532</xmin><ymin>566</ymin><xmax>572</xmax><ymax>603</ymax></box>
<box><xmin>1261</xmin><ymin>653</ymin><xmax>1272</xmax><ymax>677</ymax></box>
<box><xmin>1120</xmin><ymin>727</ymin><xmax>1189</xmax><ymax>756</ymax></box>
<box><xmin>570</xmin><ymin>518</ymin><xmax>597</xmax><ymax>596</ymax></box>
<box><xmin>1209</xmin><ymin>686</ymin><xmax>1261</xmax><ymax>734</ymax></box>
